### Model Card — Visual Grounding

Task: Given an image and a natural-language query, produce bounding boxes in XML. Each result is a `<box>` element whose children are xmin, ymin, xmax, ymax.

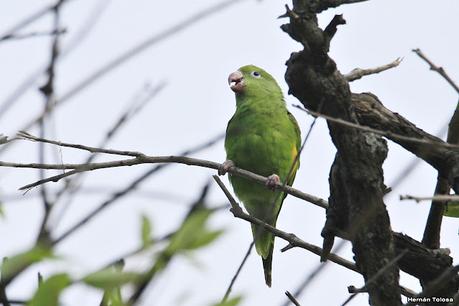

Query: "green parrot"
<box><xmin>220</xmin><ymin>65</ymin><xmax>301</xmax><ymax>287</ymax></box>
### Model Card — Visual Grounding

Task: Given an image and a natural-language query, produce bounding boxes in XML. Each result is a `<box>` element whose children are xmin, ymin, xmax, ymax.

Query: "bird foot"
<box><xmin>265</xmin><ymin>174</ymin><xmax>280</xmax><ymax>191</ymax></box>
<box><xmin>218</xmin><ymin>160</ymin><xmax>235</xmax><ymax>176</ymax></box>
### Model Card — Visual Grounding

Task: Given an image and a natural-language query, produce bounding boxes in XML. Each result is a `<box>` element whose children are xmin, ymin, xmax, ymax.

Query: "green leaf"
<box><xmin>444</xmin><ymin>201</ymin><xmax>459</xmax><ymax>217</ymax></box>
<box><xmin>27</xmin><ymin>273</ymin><xmax>71</xmax><ymax>306</ymax></box>
<box><xmin>211</xmin><ymin>296</ymin><xmax>243</xmax><ymax>306</ymax></box>
<box><xmin>1</xmin><ymin>245</ymin><xmax>53</xmax><ymax>282</ymax></box>
<box><xmin>83</xmin><ymin>267</ymin><xmax>142</xmax><ymax>290</ymax></box>
<box><xmin>141</xmin><ymin>214</ymin><xmax>153</xmax><ymax>249</ymax></box>
<box><xmin>186</xmin><ymin>229</ymin><xmax>224</xmax><ymax>250</ymax></box>
<box><xmin>166</xmin><ymin>209</ymin><xmax>223</xmax><ymax>254</ymax></box>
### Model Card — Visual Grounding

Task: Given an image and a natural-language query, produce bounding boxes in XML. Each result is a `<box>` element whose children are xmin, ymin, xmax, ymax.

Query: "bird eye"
<box><xmin>251</xmin><ymin>71</ymin><xmax>261</xmax><ymax>78</ymax></box>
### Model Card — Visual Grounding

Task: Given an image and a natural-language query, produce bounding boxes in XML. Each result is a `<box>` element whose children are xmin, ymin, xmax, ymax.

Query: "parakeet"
<box><xmin>222</xmin><ymin>65</ymin><xmax>301</xmax><ymax>287</ymax></box>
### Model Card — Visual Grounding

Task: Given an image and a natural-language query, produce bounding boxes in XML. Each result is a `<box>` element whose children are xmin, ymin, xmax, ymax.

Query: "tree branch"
<box><xmin>0</xmin><ymin>153</ymin><xmax>327</xmax><ymax>209</ymax></box>
<box><xmin>220</xmin><ymin>242</ymin><xmax>254</xmax><ymax>304</ymax></box>
<box><xmin>0</xmin><ymin>29</ymin><xmax>66</xmax><ymax>42</ymax></box>
<box><xmin>412</xmin><ymin>48</ymin><xmax>459</xmax><ymax>250</ymax></box>
<box><xmin>0</xmin><ymin>0</ymin><xmax>249</xmax><ymax>156</ymax></box>
<box><xmin>344</xmin><ymin>58</ymin><xmax>402</xmax><ymax>82</ymax></box>
<box><xmin>400</xmin><ymin>194</ymin><xmax>459</xmax><ymax>203</ymax></box>
<box><xmin>17</xmin><ymin>131</ymin><xmax>146</xmax><ymax>158</ymax></box>
<box><xmin>412</xmin><ymin>48</ymin><xmax>459</xmax><ymax>94</ymax></box>
<box><xmin>283</xmin><ymin>3</ymin><xmax>402</xmax><ymax>304</ymax></box>
<box><xmin>351</xmin><ymin>93</ymin><xmax>459</xmax><ymax>192</ymax></box>
<box><xmin>212</xmin><ymin>176</ymin><xmax>357</xmax><ymax>272</ymax></box>
<box><xmin>212</xmin><ymin>176</ymin><xmax>416</xmax><ymax>298</ymax></box>
<box><xmin>285</xmin><ymin>291</ymin><xmax>301</xmax><ymax>306</ymax></box>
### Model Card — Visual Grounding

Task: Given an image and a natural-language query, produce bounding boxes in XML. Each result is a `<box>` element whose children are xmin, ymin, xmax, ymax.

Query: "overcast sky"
<box><xmin>1</xmin><ymin>1</ymin><xmax>459</xmax><ymax>305</ymax></box>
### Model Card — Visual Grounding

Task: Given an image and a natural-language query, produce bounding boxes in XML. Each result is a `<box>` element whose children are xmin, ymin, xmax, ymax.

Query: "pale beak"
<box><xmin>228</xmin><ymin>70</ymin><xmax>244</xmax><ymax>93</ymax></box>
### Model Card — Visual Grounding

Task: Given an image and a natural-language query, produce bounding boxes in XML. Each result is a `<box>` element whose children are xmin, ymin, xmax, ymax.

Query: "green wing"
<box><xmin>286</xmin><ymin>110</ymin><xmax>301</xmax><ymax>187</ymax></box>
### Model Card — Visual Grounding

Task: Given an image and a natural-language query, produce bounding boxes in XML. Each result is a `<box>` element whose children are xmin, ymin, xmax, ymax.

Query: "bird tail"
<box><xmin>251</xmin><ymin>224</ymin><xmax>274</xmax><ymax>287</ymax></box>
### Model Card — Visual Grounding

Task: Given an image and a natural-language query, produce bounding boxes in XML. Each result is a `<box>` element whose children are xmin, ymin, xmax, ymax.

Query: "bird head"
<box><xmin>228</xmin><ymin>65</ymin><xmax>282</xmax><ymax>99</ymax></box>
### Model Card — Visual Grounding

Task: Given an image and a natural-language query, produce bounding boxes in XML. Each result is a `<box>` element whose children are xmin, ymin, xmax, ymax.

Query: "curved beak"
<box><xmin>228</xmin><ymin>70</ymin><xmax>244</xmax><ymax>93</ymax></box>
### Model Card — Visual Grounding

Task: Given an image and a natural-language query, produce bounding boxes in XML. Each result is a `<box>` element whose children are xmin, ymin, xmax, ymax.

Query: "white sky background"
<box><xmin>0</xmin><ymin>0</ymin><xmax>458</xmax><ymax>305</ymax></box>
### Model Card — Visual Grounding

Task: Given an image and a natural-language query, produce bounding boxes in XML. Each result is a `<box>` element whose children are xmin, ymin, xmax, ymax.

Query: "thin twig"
<box><xmin>212</xmin><ymin>178</ymin><xmax>417</xmax><ymax>299</ymax></box>
<box><xmin>280</xmin><ymin>259</ymin><xmax>330</xmax><ymax>306</ymax></box>
<box><xmin>49</xmin><ymin>81</ymin><xmax>166</xmax><ymax>230</ymax></box>
<box><xmin>220</xmin><ymin>242</ymin><xmax>254</xmax><ymax>303</ymax></box>
<box><xmin>212</xmin><ymin>176</ymin><xmax>356</xmax><ymax>272</ymax></box>
<box><xmin>0</xmin><ymin>0</ymin><xmax>249</xmax><ymax>157</ymax></box>
<box><xmin>344</xmin><ymin>58</ymin><xmax>402</xmax><ymax>82</ymax></box>
<box><xmin>0</xmin><ymin>0</ymin><xmax>111</xmax><ymax>122</ymax></box>
<box><xmin>388</xmin><ymin>122</ymin><xmax>449</xmax><ymax>192</ymax></box>
<box><xmin>341</xmin><ymin>250</ymin><xmax>408</xmax><ymax>306</ymax></box>
<box><xmin>51</xmin><ymin>133</ymin><xmax>225</xmax><ymax>245</ymax></box>
<box><xmin>17</xmin><ymin>131</ymin><xmax>146</xmax><ymax>158</ymax></box>
<box><xmin>292</xmin><ymin>104</ymin><xmax>459</xmax><ymax>151</ymax></box>
<box><xmin>413</xmin><ymin>48</ymin><xmax>459</xmax><ymax>94</ymax></box>
<box><xmin>285</xmin><ymin>291</ymin><xmax>301</xmax><ymax>306</ymax></box>
<box><xmin>413</xmin><ymin>48</ymin><xmax>459</xmax><ymax>249</ymax></box>
<box><xmin>10</xmin><ymin>155</ymin><xmax>327</xmax><ymax>208</ymax></box>
<box><xmin>400</xmin><ymin>194</ymin><xmax>459</xmax><ymax>203</ymax></box>
<box><xmin>36</xmin><ymin>0</ymin><xmax>65</xmax><ymax>243</ymax></box>
<box><xmin>0</xmin><ymin>0</ymin><xmax>73</xmax><ymax>42</ymax></box>
<box><xmin>0</xmin><ymin>29</ymin><xmax>66</xmax><ymax>41</ymax></box>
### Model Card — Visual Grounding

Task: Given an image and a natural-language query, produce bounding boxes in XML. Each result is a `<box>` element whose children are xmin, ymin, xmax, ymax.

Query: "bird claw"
<box><xmin>265</xmin><ymin>174</ymin><xmax>280</xmax><ymax>191</ymax></box>
<box><xmin>218</xmin><ymin>160</ymin><xmax>235</xmax><ymax>176</ymax></box>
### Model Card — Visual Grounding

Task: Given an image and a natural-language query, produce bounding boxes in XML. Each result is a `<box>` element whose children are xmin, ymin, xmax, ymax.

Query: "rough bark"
<box><xmin>352</xmin><ymin>93</ymin><xmax>459</xmax><ymax>190</ymax></box>
<box><xmin>282</xmin><ymin>1</ymin><xmax>401</xmax><ymax>305</ymax></box>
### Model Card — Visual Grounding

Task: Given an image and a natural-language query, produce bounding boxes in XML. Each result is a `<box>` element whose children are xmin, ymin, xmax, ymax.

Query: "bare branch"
<box><xmin>341</xmin><ymin>250</ymin><xmax>408</xmax><ymax>306</ymax></box>
<box><xmin>220</xmin><ymin>242</ymin><xmax>254</xmax><ymax>303</ymax></box>
<box><xmin>388</xmin><ymin>121</ymin><xmax>448</xmax><ymax>191</ymax></box>
<box><xmin>0</xmin><ymin>29</ymin><xmax>66</xmax><ymax>42</ymax></box>
<box><xmin>212</xmin><ymin>176</ymin><xmax>356</xmax><ymax>272</ymax></box>
<box><xmin>17</xmin><ymin>131</ymin><xmax>146</xmax><ymax>158</ymax></box>
<box><xmin>285</xmin><ymin>291</ymin><xmax>301</xmax><ymax>306</ymax></box>
<box><xmin>0</xmin><ymin>0</ymin><xmax>249</xmax><ymax>157</ymax></box>
<box><xmin>52</xmin><ymin>133</ymin><xmax>224</xmax><ymax>246</ymax></box>
<box><xmin>400</xmin><ymin>194</ymin><xmax>459</xmax><ymax>203</ymax></box>
<box><xmin>213</xmin><ymin>176</ymin><xmax>416</xmax><ymax>298</ymax></box>
<box><xmin>1</xmin><ymin>152</ymin><xmax>327</xmax><ymax>209</ymax></box>
<box><xmin>36</xmin><ymin>0</ymin><xmax>65</xmax><ymax>243</ymax></box>
<box><xmin>293</xmin><ymin>104</ymin><xmax>459</xmax><ymax>152</ymax></box>
<box><xmin>344</xmin><ymin>58</ymin><xmax>402</xmax><ymax>82</ymax></box>
<box><xmin>0</xmin><ymin>0</ymin><xmax>111</xmax><ymax>122</ymax></box>
<box><xmin>49</xmin><ymin>81</ymin><xmax>166</xmax><ymax>229</ymax></box>
<box><xmin>0</xmin><ymin>0</ymin><xmax>74</xmax><ymax>42</ymax></box>
<box><xmin>413</xmin><ymin>48</ymin><xmax>459</xmax><ymax>94</ymax></box>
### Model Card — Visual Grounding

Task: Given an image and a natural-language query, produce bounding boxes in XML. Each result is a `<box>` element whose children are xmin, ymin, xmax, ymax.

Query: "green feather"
<box><xmin>225</xmin><ymin>65</ymin><xmax>301</xmax><ymax>287</ymax></box>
